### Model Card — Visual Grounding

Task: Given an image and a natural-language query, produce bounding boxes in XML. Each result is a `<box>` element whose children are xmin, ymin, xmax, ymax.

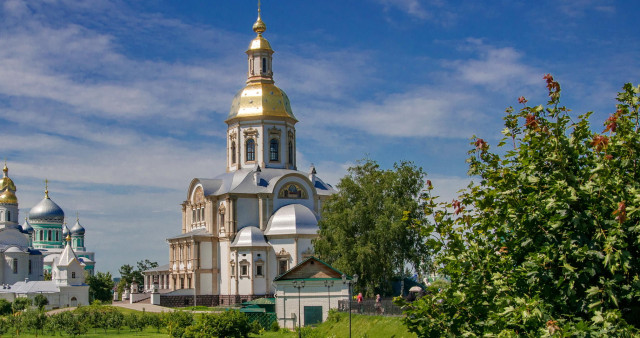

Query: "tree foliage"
<box><xmin>33</xmin><ymin>294</ymin><xmax>49</xmax><ymax>310</ymax></box>
<box><xmin>86</xmin><ymin>271</ymin><xmax>115</xmax><ymax>303</ymax></box>
<box><xmin>314</xmin><ymin>159</ymin><xmax>428</xmax><ymax>296</ymax></box>
<box><xmin>119</xmin><ymin>259</ymin><xmax>158</xmax><ymax>289</ymax></box>
<box><xmin>399</xmin><ymin>78</ymin><xmax>640</xmax><ymax>336</ymax></box>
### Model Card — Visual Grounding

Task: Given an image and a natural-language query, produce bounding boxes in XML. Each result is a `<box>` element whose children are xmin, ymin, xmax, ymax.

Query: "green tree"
<box><xmin>118</xmin><ymin>259</ymin><xmax>158</xmax><ymax>290</ymax></box>
<box><xmin>118</xmin><ymin>264</ymin><xmax>136</xmax><ymax>288</ymax></box>
<box><xmin>107</xmin><ymin>309</ymin><xmax>125</xmax><ymax>333</ymax></box>
<box><xmin>22</xmin><ymin>308</ymin><xmax>47</xmax><ymax>337</ymax></box>
<box><xmin>86</xmin><ymin>271</ymin><xmax>115</xmax><ymax>303</ymax></box>
<box><xmin>12</xmin><ymin>297</ymin><xmax>32</xmax><ymax>313</ymax></box>
<box><xmin>314</xmin><ymin>159</ymin><xmax>428</xmax><ymax>296</ymax></box>
<box><xmin>0</xmin><ymin>299</ymin><xmax>12</xmax><ymax>315</ymax></box>
<box><xmin>399</xmin><ymin>78</ymin><xmax>640</xmax><ymax>336</ymax></box>
<box><xmin>163</xmin><ymin>310</ymin><xmax>194</xmax><ymax>338</ymax></box>
<box><xmin>183</xmin><ymin>310</ymin><xmax>251</xmax><ymax>338</ymax></box>
<box><xmin>33</xmin><ymin>294</ymin><xmax>48</xmax><ymax>310</ymax></box>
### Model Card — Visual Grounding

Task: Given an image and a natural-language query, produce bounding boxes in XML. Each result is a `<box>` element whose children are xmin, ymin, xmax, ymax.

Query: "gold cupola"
<box><xmin>0</xmin><ymin>162</ymin><xmax>17</xmax><ymax>205</ymax></box>
<box><xmin>226</xmin><ymin>6</ymin><xmax>297</xmax><ymax>123</ymax></box>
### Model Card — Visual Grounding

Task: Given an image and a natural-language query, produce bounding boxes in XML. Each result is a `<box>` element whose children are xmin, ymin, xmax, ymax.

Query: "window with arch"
<box><xmin>231</xmin><ymin>141</ymin><xmax>237</xmax><ymax>164</ymax></box>
<box><xmin>278</xmin><ymin>183</ymin><xmax>307</xmax><ymax>199</ymax></box>
<box><xmin>288</xmin><ymin>141</ymin><xmax>293</xmax><ymax>165</ymax></box>
<box><xmin>262</xmin><ymin>57</ymin><xmax>267</xmax><ymax>73</ymax></box>
<box><xmin>246</xmin><ymin>139</ymin><xmax>255</xmax><ymax>162</ymax></box>
<box><xmin>270</xmin><ymin>139</ymin><xmax>279</xmax><ymax>161</ymax></box>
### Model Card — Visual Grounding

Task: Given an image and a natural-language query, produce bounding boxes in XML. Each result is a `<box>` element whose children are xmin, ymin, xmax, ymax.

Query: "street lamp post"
<box><xmin>324</xmin><ymin>280</ymin><xmax>334</xmax><ymax>310</ymax></box>
<box><xmin>342</xmin><ymin>273</ymin><xmax>359</xmax><ymax>338</ymax></box>
<box><xmin>293</xmin><ymin>280</ymin><xmax>305</xmax><ymax>338</ymax></box>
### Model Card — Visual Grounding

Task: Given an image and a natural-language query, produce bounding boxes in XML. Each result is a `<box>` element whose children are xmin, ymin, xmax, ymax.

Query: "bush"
<box><xmin>250</xmin><ymin>319</ymin><xmax>262</xmax><ymax>334</ymax></box>
<box><xmin>12</xmin><ymin>297</ymin><xmax>32</xmax><ymax>313</ymax></box>
<box><xmin>0</xmin><ymin>299</ymin><xmax>11</xmax><ymax>315</ymax></box>
<box><xmin>147</xmin><ymin>312</ymin><xmax>164</xmax><ymax>333</ymax></box>
<box><xmin>33</xmin><ymin>294</ymin><xmax>49</xmax><ymax>310</ymax></box>
<box><xmin>270</xmin><ymin>319</ymin><xmax>280</xmax><ymax>332</ymax></box>
<box><xmin>22</xmin><ymin>308</ymin><xmax>47</xmax><ymax>336</ymax></box>
<box><xmin>163</xmin><ymin>310</ymin><xmax>193</xmax><ymax>338</ymax></box>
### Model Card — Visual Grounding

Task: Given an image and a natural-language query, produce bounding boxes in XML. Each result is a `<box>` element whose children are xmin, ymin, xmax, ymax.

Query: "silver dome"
<box><xmin>29</xmin><ymin>197</ymin><xmax>64</xmax><ymax>223</ymax></box>
<box><xmin>62</xmin><ymin>224</ymin><xmax>70</xmax><ymax>236</ymax></box>
<box><xmin>264</xmin><ymin>204</ymin><xmax>318</xmax><ymax>236</ymax></box>
<box><xmin>70</xmin><ymin>219</ymin><xmax>85</xmax><ymax>235</ymax></box>
<box><xmin>231</xmin><ymin>226</ymin><xmax>269</xmax><ymax>248</ymax></box>
<box><xmin>21</xmin><ymin>218</ymin><xmax>33</xmax><ymax>234</ymax></box>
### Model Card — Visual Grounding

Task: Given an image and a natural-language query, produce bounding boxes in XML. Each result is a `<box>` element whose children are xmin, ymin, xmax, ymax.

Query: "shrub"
<box><xmin>270</xmin><ymin>319</ymin><xmax>280</xmax><ymax>332</ymax></box>
<box><xmin>0</xmin><ymin>299</ymin><xmax>11</xmax><ymax>315</ymax></box>
<box><xmin>163</xmin><ymin>310</ymin><xmax>193</xmax><ymax>338</ymax></box>
<box><xmin>22</xmin><ymin>308</ymin><xmax>47</xmax><ymax>336</ymax></box>
<box><xmin>33</xmin><ymin>294</ymin><xmax>49</xmax><ymax>310</ymax></box>
<box><xmin>12</xmin><ymin>297</ymin><xmax>32</xmax><ymax>313</ymax></box>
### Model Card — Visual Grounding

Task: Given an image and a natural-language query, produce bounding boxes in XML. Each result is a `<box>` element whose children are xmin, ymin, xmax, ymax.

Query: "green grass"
<box><xmin>19</xmin><ymin>307</ymin><xmax>414</xmax><ymax>337</ymax></box>
<box><xmin>310</xmin><ymin>312</ymin><xmax>416</xmax><ymax>338</ymax></box>
<box><xmin>10</xmin><ymin>326</ymin><xmax>166</xmax><ymax>337</ymax></box>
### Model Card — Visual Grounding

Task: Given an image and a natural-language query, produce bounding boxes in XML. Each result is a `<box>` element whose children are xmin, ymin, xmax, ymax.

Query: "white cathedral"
<box><xmin>153</xmin><ymin>10</ymin><xmax>337</xmax><ymax>305</ymax></box>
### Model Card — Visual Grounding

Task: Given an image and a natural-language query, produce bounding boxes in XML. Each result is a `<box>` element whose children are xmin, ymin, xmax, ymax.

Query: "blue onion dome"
<box><xmin>29</xmin><ymin>185</ymin><xmax>64</xmax><ymax>223</ymax></box>
<box><xmin>21</xmin><ymin>217</ymin><xmax>33</xmax><ymax>234</ymax></box>
<box><xmin>70</xmin><ymin>217</ymin><xmax>85</xmax><ymax>235</ymax></box>
<box><xmin>62</xmin><ymin>224</ymin><xmax>70</xmax><ymax>237</ymax></box>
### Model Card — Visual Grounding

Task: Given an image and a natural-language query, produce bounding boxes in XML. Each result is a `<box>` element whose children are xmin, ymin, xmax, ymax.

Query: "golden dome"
<box><xmin>227</xmin><ymin>83</ymin><xmax>297</xmax><ymax>122</ymax></box>
<box><xmin>248</xmin><ymin>35</ymin><xmax>272</xmax><ymax>51</ymax></box>
<box><xmin>1</xmin><ymin>163</ymin><xmax>16</xmax><ymax>193</ymax></box>
<box><xmin>253</xmin><ymin>16</ymin><xmax>266</xmax><ymax>35</ymax></box>
<box><xmin>0</xmin><ymin>176</ymin><xmax>16</xmax><ymax>192</ymax></box>
<box><xmin>0</xmin><ymin>189</ymin><xmax>17</xmax><ymax>204</ymax></box>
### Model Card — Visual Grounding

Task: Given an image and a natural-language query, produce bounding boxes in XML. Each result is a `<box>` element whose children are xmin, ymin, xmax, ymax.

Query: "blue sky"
<box><xmin>0</xmin><ymin>0</ymin><xmax>638</xmax><ymax>275</ymax></box>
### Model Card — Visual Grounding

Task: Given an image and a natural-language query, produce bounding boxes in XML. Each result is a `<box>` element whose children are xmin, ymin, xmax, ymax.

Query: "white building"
<box><xmin>0</xmin><ymin>164</ymin><xmax>44</xmax><ymax>284</ymax></box>
<box><xmin>0</xmin><ymin>237</ymin><xmax>90</xmax><ymax>309</ymax></box>
<box><xmin>160</xmin><ymin>9</ymin><xmax>336</xmax><ymax>306</ymax></box>
<box><xmin>273</xmin><ymin>257</ymin><xmax>350</xmax><ymax>329</ymax></box>
<box><xmin>0</xmin><ymin>163</ymin><xmax>96</xmax><ymax>284</ymax></box>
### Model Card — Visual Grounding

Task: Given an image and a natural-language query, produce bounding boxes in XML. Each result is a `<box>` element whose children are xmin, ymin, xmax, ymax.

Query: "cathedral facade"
<box><xmin>163</xmin><ymin>11</ymin><xmax>336</xmax><ymax>304</ymax></box>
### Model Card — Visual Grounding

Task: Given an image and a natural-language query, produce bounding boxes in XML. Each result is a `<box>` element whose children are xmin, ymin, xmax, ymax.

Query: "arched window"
<box><xmin>6</xmin><ymin>211</ymin><xmax>10</xmax><ymax>221</ymax></box>
<box><xmin>262</xmin><ymin>58</ymin><xmax>267</xmax><ymax>73</ymax></box>
<box><xmin>270</xmin><ymin>139</ymin><xmax>279</xmax><ymax>161</ymax></box>
<box><xmin>231</xmin><ymin>142</ymin><xmax>236</xmax><ymax>164</ymax></box>
<box><xmin>246</xmin><ymin>139</ymin><xmax>255</xmax><ymax>162</ymax></box>
<box><xmin>288</xmin><ymin>141</ymin><xmax>293</xmax><ymax>165</ymax></box>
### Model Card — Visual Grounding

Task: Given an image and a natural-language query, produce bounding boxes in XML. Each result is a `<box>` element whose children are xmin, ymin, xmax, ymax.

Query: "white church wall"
<box><xmin>3</xmin><ymin>252</ymin><xmax>29</xmax><ymax>285</ymax></box>
<box><xmin>199</xmin><ymin>273</ymin><xmax>213</xmax><ymax>294</ymax></box>
<box><xmin>219</xmin><ymin>242</ymin><xmax>230</xmax><ymax>295</ymax></box>
<box><xmin>235</xmin><ymin>198</ymin><xmax>259</xmax><ymax>229</ymax></box>
<box><xmin>200</xmin><ymin>242</ymin><xmax>213</xmax><ymax>270</ymax></box>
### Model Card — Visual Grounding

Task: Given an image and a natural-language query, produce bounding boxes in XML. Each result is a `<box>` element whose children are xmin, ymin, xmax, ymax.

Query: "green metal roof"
<box><xmin>242</xmin><ymin>297</ymin><xmax>275</xmax><ymax>305</ymax></box>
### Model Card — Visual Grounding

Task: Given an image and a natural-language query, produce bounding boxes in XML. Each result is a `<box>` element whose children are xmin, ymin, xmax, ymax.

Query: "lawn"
<box><xmin>15</xmin><ymin>307</ymin><xmax>414</xmax><ymax>337</ymax></box>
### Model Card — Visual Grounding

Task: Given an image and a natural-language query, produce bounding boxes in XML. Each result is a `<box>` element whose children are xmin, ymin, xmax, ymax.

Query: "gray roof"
<box><xmin>2</xmin><ymin>281</ymin><xmax>60</xmax><ymax>294</ymax></box>
<box><xmin>29</xmin><ymin>196</ymin><xmax>64</xmax><ymax>223</ymax></box>
<box><xmin>0</xmin><ymin>228</ymin><xmax>30</xmax><ymax>251</ymax></box>
<box><xmin>231</xmin><ymin>226</ymin><xmax>269</xmax><ymax>248</ymax></box>
<box><xmin>264</xmin><ymin>204</ymin><xmax>319</xmax><ymax>236</ymax></box>
<box><xmin>144</xmin><ymin>264</ymin><xmax>170</xmax><ymax>273</ymax></box>
<box><xmin>190</xmin><ymin>167</ymin><xmax>336</xmax><ymax>200</ymax></box>
<box><xmin>166</xmin><ymin>228</ymin><xmax>212</xmax><ymax>240</ymax></box>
